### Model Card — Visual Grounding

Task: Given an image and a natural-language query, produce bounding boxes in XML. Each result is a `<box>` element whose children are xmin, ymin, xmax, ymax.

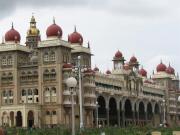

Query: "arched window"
<box><xmin>7</xmin><ymin>56</ymin><xmax>13</xmax><ymax>65</ymax></box>
<box><xmin>51</xmin><ymin>87</ymin><xmax>56</xmax><ymax>96</ymax></box>
<box><xmin>50</xmin><ymin>51</ymin><xmax>55</xmax><ymax>61</ymax></box>
<box><xmin>51</xmin><ymin>69</ymin><xmax>56</xmax><ymax>74</ymax></box>
<box><xmin>22</xmin><ymin>89</ymin><xmax>26</xmax><ymax>96</ymax></box>
<box><xmin>34</xmin><ymin>89</ymin><xmax>38</xmax><ymax>95</ymax></box>
<box><xmin>9</xmin><ymin>90</ymin><xmax>13</xmax><ymax>97</ymax></box>
<box><xmin>28</xmin><ymin>89</ymin><xmax>32</xmax><ymax>96</ymax></box>
<box><xmin>44</xmin><ymin>69</ymin><xmax>49</xmax><ymax>75</ymax></box>
<box><xmin>2</xmin><ymin>91</ymin><xmax>6</xmax><ymax>97</ymax></box>
<box><xmin>43</xmin><ymin>52</ymin><xmax>49</xmax><ymax>62</ymax></box>
<box><xmin>46</xmin><ymin>111</ymin><xmax>50</xmax><ymax>115</ymax></box>
<box><xmin>52</xmin><ymin>111</ymin><xmax>56</xmax><ymax>115</ymax></box>
<box><xmin>2</xmin><ymin>56</ymin><xmax>7</xmax><ymax>65</ymax></box>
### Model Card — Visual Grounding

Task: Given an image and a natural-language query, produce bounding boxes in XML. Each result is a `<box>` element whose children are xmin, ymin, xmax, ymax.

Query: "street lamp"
<box><xmin>96</xmin><ymin>101</ymin><xmax>99</xmax><ymax>128</ymax></box>
<box><xmin>72</xmin><ymin>56</ymin><xmax>87</xmax><ymax>130</ymax></box>
<box><xmin>162</xmin><ymin>99</ymin><xmax>166</xmax><ymax>127</ymax></box>
<box><xmin>66</xmin><ymin>77</ymin><xmax>77</xmax><ymax>135</ymax></box>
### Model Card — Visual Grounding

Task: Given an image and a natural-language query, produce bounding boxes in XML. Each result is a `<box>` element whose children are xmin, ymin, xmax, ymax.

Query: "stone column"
<box><xmin>132</xmin><ymin>111</ymin><xmax>135</xmax><ymax>125</ymax></box>
<box><xmin>145</xmin><ymin>111</ymin><xmax>148</xmax><ymax>124</ymax></box>
<box><xmin>117</xmin><ymin>109</ymin><xmax>120</xmax><ymax>127</ymax></box>
<box><xmin>106</xmin><ymin>108</ymin><xmax>109</xmax><ymax>127</ymax></box>
<box><xmin>122</xmin><ymin>110</ymin><xmax>125</xmax><ymax>127</ymax></box>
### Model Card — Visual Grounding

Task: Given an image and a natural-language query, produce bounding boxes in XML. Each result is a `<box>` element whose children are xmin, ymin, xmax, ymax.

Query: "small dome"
<box><xmin>46</xmin><ymin>19</ymin><xmax>62</xmax><ymax>38</ymax></box>
<box><xmin>5</xmin><ymin>24</ymin><xmax>21</xmax><ymax>42</ymax></box>
<box><xmin>138</xmin><ymin>67</ymin><xmax>147</xmax><ymax>77</ymax></box>
<box><xmin>106</xmin><ymin>70</ymin><xmax>111</xmax><ymax>74</ymax></box>
<box><xmin>68</xmin><ymin>26</ymin><xmax>83</xmax><ymax>45</ymax></box>
<box><xmin>156</xmin><ymin>61</ymin><xmax>167</xmax><ymax>72</ymax></box>
<box><xmin>84</xmin><ymin>68</ymin><xmax>95</xmax><ymax>74</ymax></box>
<box><xmin>166</xmin><ymin>64</ymin><xmax>175</xmax><ymax>74</ymax></box>
<box><xmin>63</xmin><ymin>63</ymin><xmax>73</xmax><ymax>69</ymax></box>
<box><xmin>130</xmin><ymin>56</ymin><xmax>137</xmax><ymax>63</ymax></box>
<box><xmin>114</xmin><ymin>50</ymin><xmax>123</xmax><ymax>58</ymax></box>
<box><xmin>94</xmin><ymin>66</ymin><xmax>99</xmax><ymax>72</ymax></box>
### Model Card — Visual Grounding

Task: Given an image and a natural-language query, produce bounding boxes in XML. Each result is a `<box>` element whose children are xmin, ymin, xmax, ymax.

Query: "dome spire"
<box><xmin>74</xmin><ymin>25</ymin><xmax>77</xmax><ymax>32</ymax></box>
<box><xmin>53</xmin><ymin>16</ymin><xmax>56</xmax><ymax>24</ymax></box>
<box><xmin>11</xmin><ymin>22</ymin><xmax>14</xmax><ymax>29</ymax></box>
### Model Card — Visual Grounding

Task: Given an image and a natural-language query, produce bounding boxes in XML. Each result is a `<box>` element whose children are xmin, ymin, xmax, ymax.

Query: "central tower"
<box><xmin>26</xmin><ymin>15</ymin><xmax>40</xmax><ymax>49</ymax></box>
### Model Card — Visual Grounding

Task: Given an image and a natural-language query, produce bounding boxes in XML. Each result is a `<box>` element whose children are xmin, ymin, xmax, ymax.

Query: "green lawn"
<box><xmin>4</xmin><ymin>126</ymin><xmax>180</xmax><ymax>135</ymax></box>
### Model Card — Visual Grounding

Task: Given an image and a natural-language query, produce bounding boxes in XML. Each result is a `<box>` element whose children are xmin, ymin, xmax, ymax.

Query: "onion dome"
<box><xmin>130</xmin><ymin>55</ymin><xmax>137</xmax><ymax>63</ymax></box>
<box><xmin>46</xmin><ymin>18</ymin><xmax>63</xmax><ymax>38</ymax></box>
<box><xmin>123</xmin><ymin>62</ymin><xmax>130</xmax><ymax>70</ymax></box>
<box><xmin>106</xmin><ymin>70</ymin><xmax>111</xmax><ymax>74</ymax></box>
<box><xmin>84</xmin><ymin>68</ymin><xmax>95</xmax><ymax>74</ymax></box>
<box><xmin>94</xmin><ymin>66</ymin><xmax>99</xmax><ymax>72</ymax></box>
<box><xmin>166</xmin><ymin>64</ymin><xmax>175</xmax><ymax>74</ymax></box>
<box><xmin>68</xmin><ymin>26</ymin><xmax>83</xmax><ymax>45</ymax></box>
<box><xmin>63</xmin><ymin>63</ymin><xmax>73</xmax><ymax>69</ymax></box>
<box><xmin>138</xmin><ymin>67</ymin><xmax>147</xmax><ymax>77</ymax></box>
<box><xmin>114</xmin><ymin>50</ymin><xmax>123</xmax><ymax>58</ymax></box>
<box><xmin>5</xmin><ymin>23</ymin><xmax>21</xmax><ymax>43</ymax></box>
<box><xmin>156</xmin><ymin>61</ymin><xmax>167</xmax><ymax>72</ymax></box>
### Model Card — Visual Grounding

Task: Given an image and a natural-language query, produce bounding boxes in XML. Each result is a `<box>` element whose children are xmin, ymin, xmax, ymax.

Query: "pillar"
<box><xmin>117</xmin><ymin>109</ymin><xmax>120</xmax><ymax>127</ymax></box>
<box><xmin>122</xmin><ymin>110</ymin><xmax>125</xmax><ymax>127</ymax></box>
<box><xmin>132</xmin><ymin>111</ymin><xmax>135</xmax><ymax>125</ymax></box>
<box><xmin>145</xmin><ymin>111</ymin><xmax>148</xmax><ymax>124</ymax></box>
<box><xmin>106</xmin><ymin>108</ymin><xmax>109</xmax><ymax>127</ymax></box>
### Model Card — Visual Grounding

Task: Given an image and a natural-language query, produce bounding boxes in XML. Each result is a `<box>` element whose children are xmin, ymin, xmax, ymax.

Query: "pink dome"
<box><xmin>156</xmin><ymin>62</ymin><xmax>167</xmax><ymax>72</ymax></box>
<box><xmin>106</xmin><ymin>70</ymin><xmax>111</xmax><ymax>74</ymax></box>
<box><xmin>63</xmin><ymin>63</ymin><xmax>73</xmax><ymax>69</ymax></box>
<box><xmin>166</xmin><ymin>64</ymin><xmax>175</xmax><ymax>74</ymax></box>
<box><xmin>46</xmin><ymin>20</ymin><xmax>63</xmax><ymax>38</ymax></box>
<box><xmin>68</xmin><ymin>27</ymin><xmax>83</xmax><ymax>45</ymax></box>
<box><xmin>114</xmin><ymin>50</ymin><xmax>123</xmax><ymax>58</ymax></box>
<box><xmin>130</xmin><ymin>56</ymin><xmax>137</xmax><ymax>63</ymax></box>
<box><xmin>94</xmin><ymin>66</ymin><xmax>99</xmax><ymax>72</ymax></box>
<box><xmin>138</xmin><ymin>67</ymin><xmax>147</xmax><ymax>77</ymax></box>
<box><xmin>5</xmin><ymin>24</ymin><xmax>21</xmax><ymax>42</ymax></box>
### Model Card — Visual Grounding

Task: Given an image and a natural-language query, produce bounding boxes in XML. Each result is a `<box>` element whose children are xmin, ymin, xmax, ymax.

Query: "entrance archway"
<box><xmin>109</xmin><ymin>97</ymin><xmax>117</xmax><ymax>126</ymax></box>
<box><xmin>147</xmin><ymin>103</ymin><xmax>153</xmax><ymax>121</ymax></box>
<box><xmin>16</xmin><ymin>111</ymin><xmax>22</xmax><ymax>127</ymax></box>
<box><xmin>139</xmin><ymin>102</ymin><xmax>145</xmax><ymax>120</ymax></box>
<box><xmin>124</xmin><ymin>99</ymin><xmax>133</xmax><ymax>126</ymax></box>
<box><xmin>154</xmin><ymin>103</ymin><xmax>160</xmax><ymax>126</ymax></box>
<box><xmin>10</xmin><ymin>111</ymin><xmax>14</xmax><ymax>127</ymax></box>
<box><xmin>97</xmin><ymin>96</ymin><xmax>106</xmax><ymax>126</ymax></box>
<box><xmin>27</xmin><ymin>111</ymin><xmax>34</xmax><ymax>127</ymax></box>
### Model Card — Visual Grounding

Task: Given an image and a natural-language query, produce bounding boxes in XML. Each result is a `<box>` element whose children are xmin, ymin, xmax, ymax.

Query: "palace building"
<box><xmin>0</xmin><ymin>16</ymin><xmax>179</xmax><ymax>128</ymax></box>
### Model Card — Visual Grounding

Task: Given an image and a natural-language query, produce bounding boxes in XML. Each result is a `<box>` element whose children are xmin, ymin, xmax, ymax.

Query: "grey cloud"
<box><xmin>0</xmin><ymin>0</ymin><xmax>180</xmax><ymax>19</ymax></box>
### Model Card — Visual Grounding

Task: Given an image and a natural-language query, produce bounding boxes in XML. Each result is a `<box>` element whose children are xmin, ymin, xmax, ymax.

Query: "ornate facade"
<box><xmin>0</xmin><ymin>16</ymin><xmax>179</xmax><ymax>128</ymax></box>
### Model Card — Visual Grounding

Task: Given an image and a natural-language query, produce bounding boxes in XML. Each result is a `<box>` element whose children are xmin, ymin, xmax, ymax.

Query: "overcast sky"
<box><xmin>0</xmin><ymin>0</ymin><xmax>180</xmax><ymax>76</ymax></box>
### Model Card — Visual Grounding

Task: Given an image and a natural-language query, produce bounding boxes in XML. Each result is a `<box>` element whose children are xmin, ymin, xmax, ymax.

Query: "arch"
<box><xmin>147</xmin><ymin>102</ymin><xmax>153</xmax><ymax>121</ymax></box>
<box><xmin>109</xmin><ymin>97</ymin><xmax>118</xmax><ymax>126</ymax></box>
<box><xmin>16</xmin><ymin>111</ymin><xmax>22</xmax><ymax>127</ymax></box>
<box><xmin>97</xmin><ymin>96</ymin><xmax>107</xmax><ymax>126</ymax></box>
<box><xmin>139</xmin><ymin>101</ymin><xmax>145</xmax><ymax>120</ymax></box>
<box><xmin>10</xmin><ymin>111</ymin><xmax>14</xmax><ymax>127</ymax></box>
<box><xmin>27</xmin><ymin>111</ymin><xmax>34</xmax><ymax>127</ymax></box>
<box><xmin>154</xmin><ymin>103</ymin><xmax>161</xmax><ymax>126</ymax></box>
<box><xmin>124</xmin><ymin>99</ymin><xmax>133</xmax><ymax>119</ymax></box>
<box><xmin>28</xmin><ymin>89</ymin><xmax>32</xmax><ymax>96</ymax></box>
<box><xmin>22</xmin><ymin>89</ymin><xmax>26</xmax><ymax>96</ymax></box>
<box><xmin>34</xmin><ymin>89</ymin><xmax>38</xmax><ymax>95</ymax></box>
